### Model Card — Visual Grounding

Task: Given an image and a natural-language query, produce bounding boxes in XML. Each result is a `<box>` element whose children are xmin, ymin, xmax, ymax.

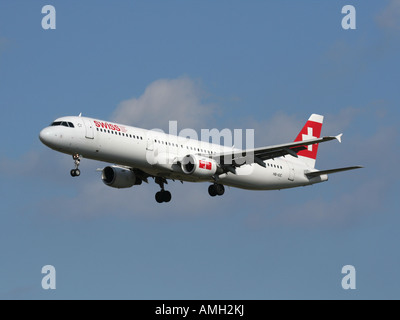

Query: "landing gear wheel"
<box><xmin>163</xmin><ymin>191</ymin><xmax>172</xmax><ymax>203</ymax></box>
<box><xmin>70</xmin><ymin>169</ymin><xmax>81</xmax><ymax>177</ymax></box>
<box><xmin>209</xmin><ymin>184</ymin><xmax>225</xmax><ymax>197</ymax></box>
<box><xmin>155</xmin><ymin>192</ymin><xmax>163</xmax><ymax>203</ymax></box>
<box><xmin>215</xmin><ymin>184</ymin><xmax>225</xmax><ymax>196</ymax></box>
<box><xmin>154</xmin><ymin>177</ymin><xmax>172</xmax><ymax>203</ymax></box>
<box><xmin>155</xmin><ymin>190</ymin><xmax>172</xmax><ymax>203</ymax></box>
<box><xmin>208</xmin><ymin>184</ymin><xmax>217</xmax><ymax>197</ymax></box>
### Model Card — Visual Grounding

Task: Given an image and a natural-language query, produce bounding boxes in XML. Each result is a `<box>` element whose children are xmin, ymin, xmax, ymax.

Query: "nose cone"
<box><xmin>39</xmin><ymin>127</ymin><xmax>55</xmax><ymax>147</ymax></box>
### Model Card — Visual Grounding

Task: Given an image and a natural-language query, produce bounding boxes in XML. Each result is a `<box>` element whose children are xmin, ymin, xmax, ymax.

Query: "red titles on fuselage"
<box><xmin>94</xmin><ymin>121</ymin><xmax>121</xmax><ymax>131</ymax></box>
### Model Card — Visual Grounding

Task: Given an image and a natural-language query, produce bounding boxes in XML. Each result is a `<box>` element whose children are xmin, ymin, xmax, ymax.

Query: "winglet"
<box><xmin>336</xmin><ymin>133</ymin><xmax>343</xmax><ymax>143</ymax></box>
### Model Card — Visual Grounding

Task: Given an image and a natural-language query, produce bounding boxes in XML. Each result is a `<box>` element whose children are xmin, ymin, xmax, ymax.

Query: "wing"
<box><xmin>209</xmin><ymin>134</ymin><xmax>343</xmax><ymax>170</ymax></box>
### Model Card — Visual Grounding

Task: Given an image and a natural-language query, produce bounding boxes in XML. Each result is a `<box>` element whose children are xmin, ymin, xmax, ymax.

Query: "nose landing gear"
<box><xmin>70</xmin><ymin>154</ymin><xmax>81</xmax><ymax>177</ymax></box>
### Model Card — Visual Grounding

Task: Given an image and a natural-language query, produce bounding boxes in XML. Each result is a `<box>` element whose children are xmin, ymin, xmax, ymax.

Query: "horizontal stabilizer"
<box><xmin>305</xmin><ymin>166</ymin><xmax>363</xmax><ymax>178</ymax></box>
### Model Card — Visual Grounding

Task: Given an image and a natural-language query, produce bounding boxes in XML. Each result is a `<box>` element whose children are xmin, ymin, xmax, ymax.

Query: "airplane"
<box><xmin>39</xmin><ymin>113</ymin><xmax>362</xmax><ymax>203</ymax></box>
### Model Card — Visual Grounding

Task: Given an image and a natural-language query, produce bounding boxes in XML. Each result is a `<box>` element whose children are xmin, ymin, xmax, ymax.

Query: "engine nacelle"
<box><xmin>101</xmin><ymin>166</ymin><xmax>141</xmax><ymax>188</ymax></box>
<box><xmin>181</xmin><ymin>155</ymin><xmax>218</xmax><ymax>177</ymax></box>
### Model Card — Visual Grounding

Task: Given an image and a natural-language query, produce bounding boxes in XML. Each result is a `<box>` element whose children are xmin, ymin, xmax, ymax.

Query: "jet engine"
<box><xmin>101</xmin><ymin>166</ymin><xmax>141</xmax><ymax>188</ymax></box>
<box><xmin>181</xmin><ymin>155</ymin><xmax>219</xmax><ymax>177</ymax></box>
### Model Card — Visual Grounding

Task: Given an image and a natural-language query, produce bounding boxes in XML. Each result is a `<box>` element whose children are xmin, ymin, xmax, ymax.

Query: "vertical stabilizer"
<box><xmin>293</xmin><ymin>114</ymin><xmax>323</xmax><ymax>168</ymax></box>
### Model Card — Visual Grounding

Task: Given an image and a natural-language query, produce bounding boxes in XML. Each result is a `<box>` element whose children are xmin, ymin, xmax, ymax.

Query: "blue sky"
<box><xmin>1</xmin><ymin>0</ymin><xmax>399</xmax><ymax>299</ymax></box>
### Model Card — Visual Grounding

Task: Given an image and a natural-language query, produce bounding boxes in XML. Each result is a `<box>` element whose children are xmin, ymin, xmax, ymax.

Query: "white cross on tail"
<box><xmin>302</xmin><ymin>127</ymin><xmax>316</xmax><ymax>151</ymax></box>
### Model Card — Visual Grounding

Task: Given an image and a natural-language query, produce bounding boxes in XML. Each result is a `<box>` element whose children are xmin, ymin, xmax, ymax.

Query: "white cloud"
<box><xmin>0</xmin><ymin>149</ymin><xmax>70</xmax><ymax>182</ymax></box>
<box><xmin>322</xmin><ymin>107</ymin><xmax>362</xmax><ymax>136</ymax></box>
<box><xmin>376</xmin><ymin>0</ymin><xmax>400</xmax><ymax>31</ymax></box>
<box><xmin>112</xmin><ymin>77</ymin><xmax>216</xmax><ymax>131</ymax></box>
<box><xmin>242</xmin><ymin>112</ymin><xmax>301</xmax><ymax>146</ymax></box>
<box><xmin>237</xmin><ymin>107</ymin><xmax>361</xmax><ymax>148</ymax></box>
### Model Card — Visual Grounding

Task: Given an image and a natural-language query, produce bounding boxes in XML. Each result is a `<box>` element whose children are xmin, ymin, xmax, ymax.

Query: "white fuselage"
<box><xmin>39</xmin><ymin>116</ymin><xmax>327</xmax><ymax>190</ymax></box>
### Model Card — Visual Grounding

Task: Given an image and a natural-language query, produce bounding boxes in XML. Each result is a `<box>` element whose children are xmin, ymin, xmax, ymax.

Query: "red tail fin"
<box><xmin>294</xmin><ymin>114</ymin><xmax>323</xmax><ymax>168</ymax></box>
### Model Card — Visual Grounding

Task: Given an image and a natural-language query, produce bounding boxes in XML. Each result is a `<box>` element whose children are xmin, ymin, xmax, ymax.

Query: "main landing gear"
<box><xmin>70</xmin><ymin>154</ymin><xmax>81</xmax><ymax>177</ymax></box>
<box><xmin>155</xmin><ymin>177</ymin><xmax>171</xmax><ymax>203</ymax></box>
<box><xmin>208</xmin><ymin>183</ymin><xmax>225</xmax><ymax>197</ymax></box>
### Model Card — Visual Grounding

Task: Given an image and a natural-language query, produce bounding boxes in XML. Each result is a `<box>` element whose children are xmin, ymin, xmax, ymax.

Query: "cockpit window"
<box><xmin>50</xmin><ymin>121</ymin><xmax>74</xmax><ymax>128</ymax></box>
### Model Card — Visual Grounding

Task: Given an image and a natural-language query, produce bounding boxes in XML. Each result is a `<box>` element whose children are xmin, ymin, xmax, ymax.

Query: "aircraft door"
<box><xmin>146</xmin><ymin>134</ymin><xmax>161</xmax><ymax>165</ymax></box>
<box><xmin>285</xmin><ymin>160</ymin><xmax>295</xmax><ymax>181</ymax></box>
<box><xmin>83</xmin><ymin>118</ymin><xmax>94</xmax><ymax>139</ymax></box>
<box><xmin>146</xmin><ymin>137</ymin><xmax>154</xmax><ymax>151</ymax></box>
